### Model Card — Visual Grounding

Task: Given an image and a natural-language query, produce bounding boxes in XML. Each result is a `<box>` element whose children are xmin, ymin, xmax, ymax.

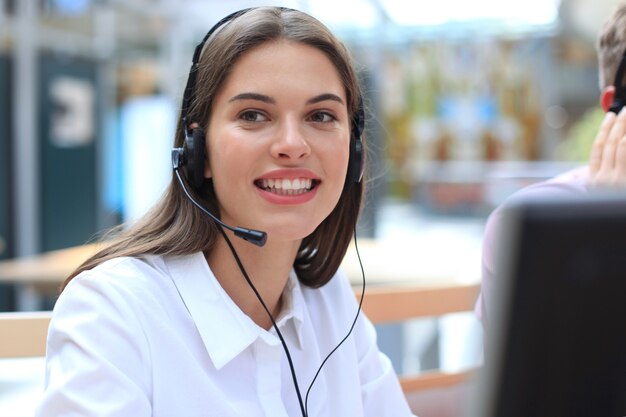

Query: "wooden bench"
<box><xmin>360</xmin><ymin>283</ymin><xmax>481</xmax><ymax>417</ymax></box>
<box><xmin>0</xmin><ymin>311</ymin><xmax>51</xmax><ymax>358</ymax></box>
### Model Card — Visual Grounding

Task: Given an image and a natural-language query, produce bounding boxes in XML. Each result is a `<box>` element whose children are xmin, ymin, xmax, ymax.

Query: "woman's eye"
<box><xmin>239</xmin><ymin>110</ymin><xmax>267</xmax><ymax>122</ymax></box>
<box><xmin>310</xmin><ymin>111</ymin><xmax>336</xmax><ymax>123</ymax></box>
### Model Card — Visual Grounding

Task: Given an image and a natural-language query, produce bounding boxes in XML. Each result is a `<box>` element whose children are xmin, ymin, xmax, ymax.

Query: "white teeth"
<box><xmin>259</xmin><ymin>178</ymin><xmax>315</xmax><ymax>195</ymax></box>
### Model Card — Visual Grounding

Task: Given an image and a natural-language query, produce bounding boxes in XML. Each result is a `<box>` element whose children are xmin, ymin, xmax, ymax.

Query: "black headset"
<box><xmin>609</xmin><ymin>48</ymin><xmax>626</xmax><ymax>113</ymax></box>
<box><xmin>171</xmin><ymin>8</ymin><xmax>365</xmax><ymax>191</ymax></box>
<box><xmin>170</xmin><ymin>8</ymin><xmax>367</xmax><ymax>417</ymax></box>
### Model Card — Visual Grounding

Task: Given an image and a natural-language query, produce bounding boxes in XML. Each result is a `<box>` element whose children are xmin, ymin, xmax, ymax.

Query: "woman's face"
<box><xmin>205</xmin><ymin>40</ymin><xmax>351</xmax><ymax>244</ymax></box>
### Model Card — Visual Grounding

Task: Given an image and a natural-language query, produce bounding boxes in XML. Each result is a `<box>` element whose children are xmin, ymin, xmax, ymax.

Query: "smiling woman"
<box><xmin>35</xmin><ymin>6</ymin><xmax>414</xmax><ymax>417</ymax></box>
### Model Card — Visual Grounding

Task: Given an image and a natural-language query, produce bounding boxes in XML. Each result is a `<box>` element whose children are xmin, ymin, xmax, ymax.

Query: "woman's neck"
<box><xmin>205</xmin><ymin>232</ymin><xmax>300</xmax><ymax>330</ymax></box>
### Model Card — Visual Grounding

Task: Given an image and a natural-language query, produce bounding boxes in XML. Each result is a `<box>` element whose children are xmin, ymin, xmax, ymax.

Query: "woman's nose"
<box><xmin>270</xmin><ymin>119</ymin><xmax>311</xmax><ymax>161</ymax></box>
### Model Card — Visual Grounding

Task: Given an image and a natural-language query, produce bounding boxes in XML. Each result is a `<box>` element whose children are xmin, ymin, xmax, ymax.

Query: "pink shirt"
<box><xmin>475</xmin><ymin>166</ymin><xmax>590</xmax><ymax>326</ymax></box>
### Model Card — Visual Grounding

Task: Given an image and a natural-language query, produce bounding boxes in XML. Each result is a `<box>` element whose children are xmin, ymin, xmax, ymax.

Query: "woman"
<box><xmin>36</xmin><ymin>7</ymin><xmax>414</xmax><ymax>417</ymax></box>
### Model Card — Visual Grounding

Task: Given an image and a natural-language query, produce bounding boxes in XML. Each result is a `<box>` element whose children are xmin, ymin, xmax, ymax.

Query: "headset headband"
<box><xmin>178</xmin><ymin>6</ymin><xmax>365</xmax><ymax>184</ymax></box>
<box><xmin>181</xmin><ymin>9</ymin><xmax>253</xmax><ymax>121</ymax></box>
<box><xmin>181</xmin><ymin>8</ymin><xmax>303</xmax><ymax>128</ymax></box>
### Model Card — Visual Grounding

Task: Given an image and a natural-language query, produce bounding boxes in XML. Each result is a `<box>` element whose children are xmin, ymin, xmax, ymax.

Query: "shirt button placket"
<box><xmin>254</xmin><ymin>339</ymin><xmax>289</xmax><ymax>417</ymax></box>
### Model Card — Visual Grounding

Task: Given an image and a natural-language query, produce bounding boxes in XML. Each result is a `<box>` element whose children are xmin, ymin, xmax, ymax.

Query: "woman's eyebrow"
<box><xmin>307</xmin><ymin>93</ymin><xmax>345</xmax><ymax>105</ymax></box>
<box><xmin>229</xmin><ymin>92</ymin><xmax>275</xmax><ymax>103</ymax></box>
<box><xmin>228</xmin><ymin>92</ymin><xmax>345</xmax><ymax>105</ymax></box>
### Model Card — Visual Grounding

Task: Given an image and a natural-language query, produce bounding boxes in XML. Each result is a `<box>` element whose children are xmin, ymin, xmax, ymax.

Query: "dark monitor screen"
<box><xmin>468</xmin><ymin>194</ymin><xmax>626</xmax><ymax>417</ymax></box>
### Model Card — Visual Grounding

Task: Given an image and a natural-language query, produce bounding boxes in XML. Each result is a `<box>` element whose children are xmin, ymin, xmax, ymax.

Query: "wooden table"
<box><xmin>0</xmin><ymin>244</ymin><xmax>100</xmax><ymax>286</ymax></box>
<box><xmin>341</xmin><ymin>238</ymin><xmax>479</xmax><ymax>287</ymax></box>
<box><xmin>0</xmin><ymin>239</ymin><xmax>480</xmax><ymax>294</ymax></box>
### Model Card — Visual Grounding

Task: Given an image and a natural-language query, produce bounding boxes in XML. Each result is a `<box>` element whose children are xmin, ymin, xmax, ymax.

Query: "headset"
<box><xmin>170</xmin><ymin>8</ymin><xmax>367</xmax><ymax>417</ymax></box>
<box><xmin>171</xmin><ymin>7</ymin><xmax>365</xmax><ymax>219</ymax></box>
<box><xmin>609</xmin><ymin>48</ymin><xmax>626</xmax><ymax>113</ymax></box>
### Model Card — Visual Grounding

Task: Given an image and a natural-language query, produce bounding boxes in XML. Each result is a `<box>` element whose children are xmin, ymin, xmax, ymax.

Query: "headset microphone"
<box><xmin>171</xmin><ymin>148</ymin><xmax>268</xmax><ymax>247</ymax></box>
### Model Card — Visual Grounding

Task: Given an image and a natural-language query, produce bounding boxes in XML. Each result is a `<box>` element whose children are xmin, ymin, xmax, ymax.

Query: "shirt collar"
<box><xmin>275</xmin><ymin>270</ymin><xmax>306</xmax><ymax>349</ymax></box>
<box><xmin>164</xmin><ymin>252</ymin><xmax>306</xmax><ymax>370</ymax></box>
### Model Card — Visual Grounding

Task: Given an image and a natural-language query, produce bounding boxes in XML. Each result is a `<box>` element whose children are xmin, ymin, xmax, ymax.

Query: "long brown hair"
<box><xmin>63</xmin><ymin>7</ymin><xmax>366</xmax><ymax>290</ymax></box>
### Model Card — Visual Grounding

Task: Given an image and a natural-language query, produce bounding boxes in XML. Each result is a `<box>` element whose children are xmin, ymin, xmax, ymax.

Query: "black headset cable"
<box><xmin>219</xmin><ymin>215</ymin><xmax>366</xmax><ymax>417</ymax></box>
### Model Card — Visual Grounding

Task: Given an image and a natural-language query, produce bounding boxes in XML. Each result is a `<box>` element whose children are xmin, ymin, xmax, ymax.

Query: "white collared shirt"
<box><xmin>36</xmin><ymin>252</ymin><xmax>414</xmax><ymax>417</ymax></box>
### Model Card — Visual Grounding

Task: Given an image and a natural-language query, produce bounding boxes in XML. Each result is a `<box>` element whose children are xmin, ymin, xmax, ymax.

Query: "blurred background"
<box><xmin>0</xmin><ymin>0</ymin><xmax>618</xmax><ymax>410</ymax></box>
<box><xmin>1</xmin><ymin>0</ymin><xmax>616</xmax><ymax>292</ymax></box>
<box><xmin>0</xmin><ymin>0</ymin><xmax>622</xmax><ymax>414</ymax></box>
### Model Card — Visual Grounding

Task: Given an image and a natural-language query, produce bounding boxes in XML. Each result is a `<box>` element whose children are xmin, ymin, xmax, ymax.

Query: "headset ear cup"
<box><xmin>348</xmin><ymin>135</ymin><xmax>364</xmax><ymax>184</ymax></box>
<box><xmin>184</xmin><ymin>127</ymin><xmax>207</xmax><ymax>189</ymax></box>
<box><xmin>348</xmin><ymin>103</ymin><xmax>365</xmax><ymax>184</ymax></box>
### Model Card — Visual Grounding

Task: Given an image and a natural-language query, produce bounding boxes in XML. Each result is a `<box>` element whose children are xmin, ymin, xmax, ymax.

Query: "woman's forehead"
<box><xmin>217</xmin><ymin>40</ymin><xmax>346</xmax><ymax>101</ymax></box>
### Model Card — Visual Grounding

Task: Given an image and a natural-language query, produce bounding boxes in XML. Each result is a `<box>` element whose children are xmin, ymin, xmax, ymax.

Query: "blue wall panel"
<box><xmin>39</xmin><ymin>55</ymin><xmax>99</xmax><ymax>251</ymax></box>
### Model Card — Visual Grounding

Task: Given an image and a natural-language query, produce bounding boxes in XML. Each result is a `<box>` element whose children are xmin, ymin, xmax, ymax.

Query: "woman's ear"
<box><xmin>600</xmin><ymin>85</ymin><xmax>616</xmax><ymax>112</ymax></box>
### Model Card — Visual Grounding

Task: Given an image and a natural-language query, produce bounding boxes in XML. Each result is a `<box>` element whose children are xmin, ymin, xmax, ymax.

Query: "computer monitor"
<box><xmin>467</xmin><ymin>194</ymin><xmax>626</xmax><ymax>417</ymax></box>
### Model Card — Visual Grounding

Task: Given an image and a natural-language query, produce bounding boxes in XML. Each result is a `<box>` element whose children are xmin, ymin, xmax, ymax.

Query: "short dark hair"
<box><xmin>597</xmin><ymin>3</ymin><xmax>626</xmax><ymax>89</ymax></box>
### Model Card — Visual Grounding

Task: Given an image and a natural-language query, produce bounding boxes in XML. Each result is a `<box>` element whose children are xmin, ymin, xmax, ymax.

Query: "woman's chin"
<box><xmin>262</xmin><ymin>224</ymin><xmax>319</xmax><ymax>245</ymax></box>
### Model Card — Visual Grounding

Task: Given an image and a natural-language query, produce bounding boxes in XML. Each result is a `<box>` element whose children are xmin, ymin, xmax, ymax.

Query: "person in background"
<box><xmin>36</xmin><ymin>7</ymin><xmax>414</xmax><ymax>417</ymax></box>
<box><xmin>476</xmin><ymin>2</ymin><xmax>626</xmax><ymax>327</ymax></box>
